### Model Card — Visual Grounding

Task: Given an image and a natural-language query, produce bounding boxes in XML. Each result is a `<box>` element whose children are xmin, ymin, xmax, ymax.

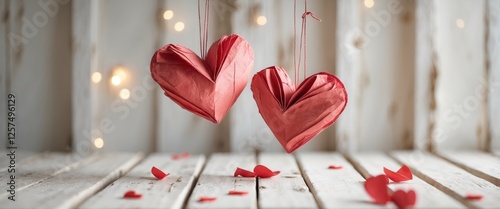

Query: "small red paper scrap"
<box><xmin>328</xmin><ymin>165</ymin><xmax>343</xmax><ymax>169</ymax></box>
<box><xmin>391</xmin><ymin>189</ymin><xmax>416</xmax><ymax>209</ymax></box>
<box><xmin>465</xmin><ymin>194</ymin><xmax>483</xmax><ymax>200</ymax></box>
<box><xmin>228</xmin><ymin>190</ymin><xmax>249</xmax><ymax>196</ymax></box>
<box><xmin>384</xmin><ymin>165</ymin><xmax>413</xmax><ymax>182</ymax></box>
<box><xmin>123</xmin><ymin>190</ymin><xmax>142</xmax><ymax>199</ymax></box>
<box><xmin>234</xmin><ymin>167</ymin><xmax>256</xmax><ymax>177</ymax></box>
<box><xmin>254</xmin><ymin>164</ymin><xmax>280</xmax><ymax>178</ymax></box>
<box><xmin>199</xmin><ymin>196</ymin><xmax>217</xmax><ymax>202</ymax></box>
<box><xmin>151</xmin><ymin>166</ymin><xmax>169</xmax><ymax>180</ymax></box>
<box><xmin>364</xmin><ymin>175</ymin><xmax>391</xmax><ymax>205</ymax></box>
<box><xmin>172</xmin><ymin>152</ymin><xmax>190</xmax><ymax>160</ymax></box>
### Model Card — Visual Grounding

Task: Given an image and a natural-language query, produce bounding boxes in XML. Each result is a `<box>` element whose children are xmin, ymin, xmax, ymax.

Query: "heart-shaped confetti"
<box><xmin>391</xmin><ymin>189</ymin><xmax>417</xmax><ymax>209</ymax></box>
<box><xmin>384</xmin><ymin>165</ymin><xmax>413</xmax><ymax>182</ymax></box>
<box><xmin>199</xmin><ymin>196</ymin><xmax>217</xmax><ymax>202</ymax></box>
<box><xmin>251</xmin><ymin>66</ymin><xmax>347</xmax><ymax>153</ymax></box>
<box><xmin>254</xmin><ymin>164</ymin><xmax>280</xmax><ymax>178</ymax></box>
<box><xmin>465</xmin><ymin>194</ymin><xmax>483</xmax><ymax>200</ymax></box>
<box><xmin>228</xmin><ymin>190</ymin><xmax>249</xmax><ymax>196</ymax></box>
<box><xmin>151</xmin><ymin>166</ymin><xmax>169</xmax><ymax>180</ymax></box>
<box><xmin>172</xmin><ymin>152</ymin><xmax>190</xmax><ymax>160</ymax></box>
<box><xmin>328</xmin><ymin>165</ymin><xmax>343</xmax><ymax>169</ymax></box>
<box><xmin>123</xmin><ymin>190</ymin><xmax>142</xmax><ymax>199</ymax></box>
<box><xmin>234</xmin><ymin>167</ymin><xmax>256</xmax><ymax>177</ymax></box>
<box><xmin>364</xmin><ymin>175</ymin><xmax>391</xmax><ymax>205</ymax></box>
<box><xmin>151</xmin><ymin>34</ymin><xmax>254</xmax><ymax>124</ymax></box>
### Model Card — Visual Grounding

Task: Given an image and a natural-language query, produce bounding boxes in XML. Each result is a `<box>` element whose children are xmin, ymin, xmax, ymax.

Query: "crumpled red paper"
<box><xmin>151</xmin><ymin>166</ymin><xmax>169</xmax><ymax>180</ymax></box>
<box><xmin>384</xmin><ymin>165</ymin><xmax>413</xmax><ymax>182</ymax></box>
<box><xmin>123</xmin><ymin>190</ymin><xmax>142</xmax><ymax>199</ymax></box>
<box><xmin>251</xmin><ymin>66</ymin><xmax>348</xmax><ymax>153</ymax></box>
<box><xmin>150</xmin><ymin>34</ymin><xmax>254</xmax><ymax>124</ymax></box>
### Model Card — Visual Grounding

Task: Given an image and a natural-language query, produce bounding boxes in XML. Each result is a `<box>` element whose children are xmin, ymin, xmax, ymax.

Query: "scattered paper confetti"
<box><xmin>328</xmin><ymin>165</ymin><xmax>343</xmax><ymax>169</ymax></box>
<box><xmin>254</xmin><ymin>164</ymin><xmax>280</xmax><ymax>178</ymax></box>
<box><xmin>465</xmin><ymin>194</ymin><xmax>483</xmax><ymax>200</ymax></box>
<box><xmin>384</xmin><ymin>165</ymin><xmax>413</xmax><ymax>182</ymax></box>
<box><xmin>151</xmin><ymin>166</ymin><xmax>169</xmax><ymax>180</ymax></box>
<box><xmin>364</xmin><ymin>175</ymin><xmax>391</xmax><ymax>205</ymax></box>
<box><xmin>199</xmin><ymin>196</ymin><xmax>217</xmax><ymax>202</ymax></box>
<box><xmin>228</xmin><ymin>190</ymin><xmax>249</xmax><ymax>196</ymax></box>
<box><xmin>391</xmin><ymin>189</ymin><xmax>417</xmax><ymax>209</ymax></box>
<box><xmin>172</xmin><ymin>152</ymin><xmax>190</xmax><ymax>160</ymax></box>
<box><xmin>123</xmin><ymin>190</ymin><xmax>142</xmax><ymax>199</ymax></box>
<box><xmin>234</xmin><ymin>167</ymin><xmax>256</xmax><ymax>177</ymax></box>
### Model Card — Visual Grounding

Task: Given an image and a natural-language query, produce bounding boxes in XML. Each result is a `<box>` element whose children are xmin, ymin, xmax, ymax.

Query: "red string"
<box><xmin>198</xmin><ymin>0</ymin><xmax>210</xmax><ymax>59</ymax></box>
<box><xmin>295</xmin><ymin>0</ymin><xmax>321</xmax><ymax>83</ymax></box>
<box><xmin>293</xmin><ymin>0</ymin><xmax>297</xmax><ymax>86</ymax></box>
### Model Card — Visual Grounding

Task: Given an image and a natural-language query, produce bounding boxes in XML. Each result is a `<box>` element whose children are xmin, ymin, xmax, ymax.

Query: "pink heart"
<box><xmin>251</xmin><ymin>66</ymin><xmax>347</xmax><ymax>153</ymax></box>
<box><xmin>150</xmin><ymin>34</ymin><xmax>254</xmax><ymax>123</ymax></box>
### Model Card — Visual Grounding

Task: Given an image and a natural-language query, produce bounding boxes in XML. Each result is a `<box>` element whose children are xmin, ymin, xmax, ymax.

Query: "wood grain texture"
<box><xmin>186</xmin><ymin>153</ymin><xmax>257</xmax><ymax>209</ymax></box>
<box><xmin>348</xmin><ymin>153</ymin><xmax>464</xmax><ymax>208</ymax></box>
<box><xmin>0</xmin><ymin>153</ymin><xmax>143</xmax><ymax>209</ymax></box>
<box><xmin>80</xmin><ymin>153</ymin><xmax>205</xmax><ymax>209</ymax></box>
<box><xmin>258</xmin><ymin>153</ymin><xmax>317</xmax><ymax>209</ymax></box>
<box><xmin>433</xmin><ymin>0</ymin><xmax>487</xmax><ymax>149</ymax></box>
<box><xmin>0</xmin><ymin>152</ymin><xmax>94</xmax><ymax>199</ymax></box>
<box><xmin>296</xmin><ymin>153</ymin><xmax>380</xmax><ymax>209</ymax></box>
<box><xmin>488</xmin><ymin>0</ymin><xmax>500</xmax><ymax>149</ymax></box>
<box><xmin>437</xmin><ymin>150</ymin><xmax>500</xmax><ymax>186</ymax></box>
<box><xmin>414</xmin><ymin>0</ymin><xmax>437</xmax><ymax>151</ymax></box>
<box><xmin>72</xmin><ymin>0</ymin><xmax>98</xmax><ymax>154</ymax></box>
<box><xmin>391</xmin><ymin>151</ymin><xmax>500</xmax><ymax>208</ymax></box>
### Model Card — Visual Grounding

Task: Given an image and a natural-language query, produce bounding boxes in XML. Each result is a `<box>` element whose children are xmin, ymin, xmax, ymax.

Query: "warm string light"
<box><xmin>91</xmin><ymin>72</ymin><xmax>102</xmax><ymax>83</ymax></box>
<box><xmin>111</xmin><ymin>67</ymin><xmax>127</xmax><ymax>86</ymax></box>
<box><xmin>94</xmin><ymin>138</ymin><xmax>104</xmax><ymax>149</ymax></box>
<box><xmin>256</xmin><ymin>15</ymin><xmax>267</xmax><ymax>26</ymax></box>
<box><xmin>163</xmin><ymin>10</ymin><xmax>174</xmax><ymax>20</ymax></box>
<box><xmin>175</xmin><ymin>22</ymin><xmax>185</xmax><ymax>31</ymax></box>
<box><xmin>364</xmin><ymin>0</ymin><xmax>374</xmax><ymax>8</ymax></box>
<box><xmin>119</xmin><ymin>88</ymin><xmax>131</xmax><ymax>100</ymax></box>
<box><xmin>456</xmin><ymin>18</ymin><xmax>465</xmax><ymax>29</ymax></box>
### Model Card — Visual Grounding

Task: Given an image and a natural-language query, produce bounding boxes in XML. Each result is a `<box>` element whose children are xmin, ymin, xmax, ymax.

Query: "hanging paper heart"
<box><xmin>150</xmin><ymin>34</ymin><xmax>254</xmax><ymax>123</ymax></box>
<box><xmin>251</xmin><ymin>66</ymin><xmax>347</xmax><ymax>153</ymax></box>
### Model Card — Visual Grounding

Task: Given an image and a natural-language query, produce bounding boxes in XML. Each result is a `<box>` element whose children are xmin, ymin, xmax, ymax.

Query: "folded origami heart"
<box><xmin>251</xmin><ymin>66</ymin><xmax>347</xmax><ymax>153</ymax></box>
<box><xmin>150</xmin><ymin>34</ymin><xmax>254</xmax><ymax>123</ymax></box>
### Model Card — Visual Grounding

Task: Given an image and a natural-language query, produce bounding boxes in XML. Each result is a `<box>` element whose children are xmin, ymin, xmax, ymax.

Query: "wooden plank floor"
<box><xmin>1</xmin><ymin>151</ymin><xmax>499</xmax><ymax>208</ymax></box>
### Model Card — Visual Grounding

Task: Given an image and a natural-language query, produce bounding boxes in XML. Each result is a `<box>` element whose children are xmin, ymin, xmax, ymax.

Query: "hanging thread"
<box><xmin>198</xmin><ymin>0</ymin><xmax>210</xmax><ymax>59</ymax></box>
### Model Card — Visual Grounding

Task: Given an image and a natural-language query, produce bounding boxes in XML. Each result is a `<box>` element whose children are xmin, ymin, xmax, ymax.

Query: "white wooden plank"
<box><xmin>489</xmin><ymin>0</ymin><xmax>500</xmax><ymax>149</ymax></box>
<box><xmin>0</xmin><ymin>150</ymin><xmax>38</xmax><ymax>172</ymax></box>
<box><xmin>258</xmin><ymin>153</ymin><xmax>317</xmax><ymax>209</ymax></box>
<box><xmin>494</xmin><ymin>150</ymin><xmax>500</xmax><ymax>157</ymax></box>
<box><xmin>296</xmin><ymin>153</ymin><xmax>382</xmax><ymax>209</ymax></box>
<box><xmin>186</xmin><ymin>153</ymin><xmax>257</xmax><ymax>209</ymax></box>
<box><xmin>433</xmin><ymin>0</ymin><xmax>487</xmax><ymax>149</ymax></box>
<box><xmin>0</xmin><ymin>153</ymin><xmax>143</xmax><ymax>209</ymax></box>
<box><xmin>348</xmin><ymin>153</ymin><xmax>464</xmax><ymax>208</ymax></box>
<box><xmin>80</xmin><ymin>154</ymin><xmax>205</xmax><ymax>209</ymax></box>
<box><xmin>0</xmin><ymin>152</ymin><xmax>93</xmax><ymax>199</ymax></box>
<box><xmin>437</xmin><ymin>150</ymin><xmax>500</xmax><ymax>186</ymax></box>
<box><xmin>391</xmin><ymin>151</ymin><xmax>500</xmax><ymax>208</ymax></box>
<box><xmin>72</xmin><ymin>0</ymin><xmax>98</xmax><ymax>153</ymax></box>
<box><xmin>414</xmin><ymin>0</ymin><xmax>437</xmax><ymax>150</ymax></box>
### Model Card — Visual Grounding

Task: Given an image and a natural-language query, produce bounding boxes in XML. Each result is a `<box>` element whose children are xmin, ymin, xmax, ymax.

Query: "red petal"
<box><xmin>465</xmin><ymin>194</ymin><xmax>483</xmax><ymax>200</ymax></box>
<box><xmin>234</xmin><ymin>167</ymin><xmax>256</xmax><ymax>177</ymax></box>
<box><xmin>123</xmin><ymin>190</ymin><xmax>142</xmax><ymax>199</ymax></box>
<box><xmin>384</xmin><ymin>165</ymin><xmax>413</xmax><ymax>182</ymax></box>
<box><xmin>364</xmin><ymin>175</ymin><xmax>391</xmax><ymax>205</ymax></box>
<box><xmin>254</xmin><ymin>164</ymin><xmax>280</xmax><ymax>178</ymax></box>
<box><xmin>391</xmin><ymin>189</ymin><xmax>417</xmax><ymax>209</ymax></box>
<box><xmin>172</xmin><ymin>152</ymin><xmax>190</xmax><ymax>160</ymax></box>
<box><xmin>228</xmin><ymin>190</ymin><xmax>249</xmax><ymax>196</ymax></box>
<box><xmin>199</xmin><ymin>196</ymin><xmax>217</xmax><ymax>202</ymax></box>
<box><xmin>328</xmin><ymin>165</ymin><xmax>343</xmax><ymax>169</ymax></box>
<box><xmin>151</xmin><ymin>166</ymin><xmax>169</xmax><ymax>180</ymax></box>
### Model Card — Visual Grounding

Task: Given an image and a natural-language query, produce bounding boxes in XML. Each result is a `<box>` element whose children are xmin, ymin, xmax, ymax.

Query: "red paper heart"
<box><xmin>364</xmin><ymin>175</ymin><xmax>391</xmax><ymax>205</ymax></box>
<box><xmin>384</xmin><ymin>165</ymin><xmax>413</xmax><ymax>182</ymax></box>
<box><xmin>151</xmin><ymin>166</ymin><xmax>169</xmax><ymax>180</ymax></box>
<box><xmin>465</xmin><ymin>194</ymin><xmax>483</xmax><ymax>200</ymax></box>
<box><xmin>234</xmin><ymin>167</ymin><xmax>256</xmax><ymax>177</ymax></box>
<box><xmin>253</xmin><ymin>164</ymin><xmax>280</xmax><ymax>178</ymax></box>
<box><xmin>328</xmin><ymin>165</ymin><xmax>343</xmax><ymax>169</ymax></box>
<box><xmin>151</xmin><ymin>34</ymin><xmax>254</xmax><ymax>123</ymax></box>
<box><xmin>228</xmin><ymin>190</ymin><xmax>249</xmax><ymax>196</ymax></box>
<box><xmin>251</xmin><ymin>66</ymin><xmax>347</xmax><ymax>153</ymax></box>
<box><xmin>391</xmin><ymin>189</ymin><xmax>416</xmax><ymax>209</ymax></box>
<box><xmin>199</xmin><ymin>196</ymin><xmax>217</xmax><ymax>202</ymax></box>
<box><xmin>123</xmin><ymin>190</ymin><xmax>142</xmax><ymax>199</ymax></box>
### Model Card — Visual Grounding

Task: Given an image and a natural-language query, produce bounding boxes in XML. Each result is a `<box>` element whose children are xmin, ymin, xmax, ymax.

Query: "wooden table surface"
<box><xmin>0</xmin><ymin>150</ymin><xmax>499</xmax><ymax>209</ymax></box>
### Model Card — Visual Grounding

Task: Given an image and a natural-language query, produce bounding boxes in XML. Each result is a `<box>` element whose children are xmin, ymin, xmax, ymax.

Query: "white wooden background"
<box><xmin>0</xmin><ymin>0</ymin><xmax>499</xmax><ymax>154</ymax></box>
